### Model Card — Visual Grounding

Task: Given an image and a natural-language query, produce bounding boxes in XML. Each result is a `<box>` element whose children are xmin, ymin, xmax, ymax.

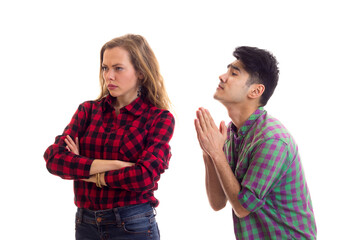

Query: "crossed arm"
<box><xmin>194</xmin><ymin>108</ymin><xmax>250</xmax><ymax>218</ymax></box>
<box><xmin>64</xmin><ymin>135</ymin><xmax>134</xmax><ymax>186</ymax></box>
<box><xmin>45</xmin><ymin>103</ymin><xmax>174</xmax><ymax>192</ymax></box>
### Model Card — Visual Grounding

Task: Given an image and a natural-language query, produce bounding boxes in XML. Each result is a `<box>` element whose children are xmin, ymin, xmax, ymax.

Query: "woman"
<box><xmin>44</xmin><ymin>34</ymin><xmax>175</xmax><ymax>240</ymax></box>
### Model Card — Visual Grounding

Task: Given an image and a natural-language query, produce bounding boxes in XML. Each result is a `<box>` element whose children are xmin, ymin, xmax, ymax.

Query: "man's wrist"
<box><xmin>203</xmin><ymin>152</ymin><xmax>211</xmax><ymax>161</ymax></box>
<box><xmin>209</xmin><ymin>150</ymin><xmax>225</xmax><ymax>163</ymax></box>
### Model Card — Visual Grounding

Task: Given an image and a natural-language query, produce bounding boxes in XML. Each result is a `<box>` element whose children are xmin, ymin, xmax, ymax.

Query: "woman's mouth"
<box><xmin>107</xmin><ymin>84</ymin><xmax>117</xmax><ymax>90</ymax></box>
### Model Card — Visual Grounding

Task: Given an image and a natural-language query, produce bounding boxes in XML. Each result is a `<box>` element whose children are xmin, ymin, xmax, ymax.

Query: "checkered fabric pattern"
<box><xmin>224</xmin><ymin>107</ymin><xmax>316</xmax><ymax>239</ymax></box>
<box><xmin>44</xmin><ymin>95</ymin><xmax>175</xmax><ymax>210</ymax></box>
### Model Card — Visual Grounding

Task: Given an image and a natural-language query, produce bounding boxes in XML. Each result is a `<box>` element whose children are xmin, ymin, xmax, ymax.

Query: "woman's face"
<box><xmin>102</xmin><ymin>47</ymin><xmax>141</xmax><ymax>105</ymax></box>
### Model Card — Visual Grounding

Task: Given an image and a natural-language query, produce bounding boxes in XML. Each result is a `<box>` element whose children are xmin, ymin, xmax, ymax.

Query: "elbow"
<box><xmin>44</xmin><ymin>149</ymin><xmax>56</xmax><ymax>175</ymax></box>
<box><xmin>45</xmin><ymin>156</ymin><xmax>72</xmax><ymax>180</ymax></box>
<box><xmin>45</xmin><ymin>158</ymin><xmax>55</xmax><ymax>175</ymax></box>
<box><xmin>45</xmin><ymin>162</ymin><xmax>65</xmax><ymax>179</ymax></box>
<box><xmin>135</xmin><ymin>175</ymin><xmax>157</xmax><ymax>192</ymax></box>
<box><xmin>211</xmin><ymin>204</ymin><xmax>226</xmax><ymax>212</ymax></box>
<box><xmin>209</xmin><ymin>200</ymin><xmax>227</xmax><ymax>211</ymax></box>
<box><xmin>139</xmin><ymin>182</ymin><xmax>156</xmax><ymax>192</ymax></box>
<box><xmin>233</xmin><ymin>207</ymin><xmax>250</xmax><ymax>219</ymax></box>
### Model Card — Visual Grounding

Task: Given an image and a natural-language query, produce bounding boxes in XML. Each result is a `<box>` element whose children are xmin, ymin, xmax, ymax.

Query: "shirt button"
<box><xmin>97</xmin><ymin>217</ymin><xmax>102</xmax><ymax>223</ymax></box>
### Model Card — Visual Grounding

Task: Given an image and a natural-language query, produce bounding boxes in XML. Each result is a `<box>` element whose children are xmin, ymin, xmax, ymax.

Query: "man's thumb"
<box><xmin>219</xmin><ymin>121</ymin><xmax>227</xmax><ymax>136</ymax></box>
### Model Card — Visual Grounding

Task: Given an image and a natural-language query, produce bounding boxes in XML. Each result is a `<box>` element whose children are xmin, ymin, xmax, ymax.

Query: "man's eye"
<box><xmin>231</xmin><ymin>72</ymin><xmax>238</xmax><ymax>76</ymax></box>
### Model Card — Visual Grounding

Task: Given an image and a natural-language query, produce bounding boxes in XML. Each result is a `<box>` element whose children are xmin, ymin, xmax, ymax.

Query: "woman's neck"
<box><xmin>114</xmin><ymin>94</ymin><xmax>138</xmax><ymax>109</ymax></box>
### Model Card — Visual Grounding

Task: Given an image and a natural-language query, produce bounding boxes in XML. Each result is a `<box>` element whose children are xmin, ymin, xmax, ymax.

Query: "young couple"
<box><xmin>44</xmin><ymin>34</ymin><xmax>316</xmax><ymax>239</ymax></box>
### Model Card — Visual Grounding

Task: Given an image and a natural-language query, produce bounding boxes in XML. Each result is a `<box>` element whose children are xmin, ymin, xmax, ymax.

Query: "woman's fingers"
<box><xmin>75</xmin><ymin>137</ymin><xmax>80</xmax><ymax>149</ymax></box>
<box><xmin>65</xmin><ymin>135</ymin><xmax>79</xmax><ymax>155</ymax></box>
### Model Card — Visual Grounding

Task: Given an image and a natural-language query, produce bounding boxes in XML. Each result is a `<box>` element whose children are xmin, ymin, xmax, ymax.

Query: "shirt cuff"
<box><xmin>103</xmin><ymin>170</ymin><xmax>119</xmax><ymax>188</ymax></box>
<box><xmin>72</xmin><ymin>155</ymin><xmax>94</xmax><ymax>178</ymax></box>
<box><xmin>238</xmin><ymin>187</ymin><xmax>265</xmax><ymax>212</ymax></box>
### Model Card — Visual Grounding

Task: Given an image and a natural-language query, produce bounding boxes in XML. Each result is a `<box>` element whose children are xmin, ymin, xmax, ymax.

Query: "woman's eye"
<box><xmin>101</xmin><ymin>66</ymin><xmax>108</xmax><ymax>71</ymax></box>
<box><xmin>115</xmin><ymin>67</ymin><xmax>123</xmax><ymax>71</ymax></box>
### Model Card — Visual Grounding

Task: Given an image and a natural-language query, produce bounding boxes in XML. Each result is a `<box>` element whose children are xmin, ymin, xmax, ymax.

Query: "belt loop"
<box><xmin>153</xmin><ymin>207</ymin><xmax>157</xmax><ymax>217</ymax></box>
<box><xmin>77</xmin><ymin>208</ymin><xmax>83</xmax><ymax>224</ymax></box>
<box><xmin>113</xmin><ymin>208</ymin><xmax>122</xmax><ymax>227</ymax></box>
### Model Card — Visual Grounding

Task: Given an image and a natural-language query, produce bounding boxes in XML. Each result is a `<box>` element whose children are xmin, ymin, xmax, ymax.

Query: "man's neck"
<box><xmin>225</xmin><ymin>102</ymin><xmax>259</xmax><ymax>130</ymax></box>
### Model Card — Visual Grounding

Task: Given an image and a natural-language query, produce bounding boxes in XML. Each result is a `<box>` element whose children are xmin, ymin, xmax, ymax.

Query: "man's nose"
<box><xmin>219</xmin><ymin>73</ymin><xmax>227</xmax><ymax>83</ymax></box>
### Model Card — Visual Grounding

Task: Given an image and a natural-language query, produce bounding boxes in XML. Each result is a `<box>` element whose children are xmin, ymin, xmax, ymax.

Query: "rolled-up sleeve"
<box><xmin>238</xmin><ymin>138</ymin><xmax>290</xmax><ymax>212</ymax></box>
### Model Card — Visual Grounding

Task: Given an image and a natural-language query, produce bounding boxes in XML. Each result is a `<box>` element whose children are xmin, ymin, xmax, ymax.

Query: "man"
<box><xmin>194</xmin><ymin>46</ymin><xmax>316</xmax><ymax>239</ymax></box>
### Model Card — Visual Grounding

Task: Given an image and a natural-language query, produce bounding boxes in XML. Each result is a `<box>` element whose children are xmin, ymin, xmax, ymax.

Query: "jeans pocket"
<box><xmin>75</xmin><ymin>212</ymin><xmax>80</xmax><ymax>230</ymax></box>
<box><xmin>121</xmin><ymin>212</ymin><xmax>156</xmax><ymax>234</ymax></box>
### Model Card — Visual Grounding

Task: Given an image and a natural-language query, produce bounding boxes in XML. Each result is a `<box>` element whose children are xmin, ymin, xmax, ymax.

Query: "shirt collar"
<box><xmin>231</xmin><ymin>107</ymin><xmax>265</xmax><ymax>137</ymax></box>
<box><xmin>103</xmin><ymin>95</ymin><xmax>149</xmax><ymax>116</ymax></box>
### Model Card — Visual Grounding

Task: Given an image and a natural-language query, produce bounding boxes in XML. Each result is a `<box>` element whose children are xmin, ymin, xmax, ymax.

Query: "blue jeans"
<box><xmin>75</xmin><ymin>203</ymin><xmax>160</xmax><ymax>240</ymax></box>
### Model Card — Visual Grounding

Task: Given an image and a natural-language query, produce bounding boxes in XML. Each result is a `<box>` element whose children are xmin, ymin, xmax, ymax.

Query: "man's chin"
<box><xmin>213</xmin><ymin>92</ymin><xmax>221</xmax><ymax>100</ymax></box>
<box><xmin>213</xmin><ymin>94</ymin><xmax>229</xmax><ymax>106</ymax></box>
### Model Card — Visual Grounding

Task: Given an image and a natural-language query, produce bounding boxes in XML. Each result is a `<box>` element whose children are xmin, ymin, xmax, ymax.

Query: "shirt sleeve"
<box><xmin>238</xmin><ymin>138</ymin><xmax>291</xmax><ymax>212</ymax></box>
<box><xmin>43</xmin><ymin>103</ymin><xmax>94</xmax><ymax>180</ymax></box>
<box><xmin>104</xmin><ymin>111</ymin><xmax>175</xmax><ymax>192</ymax></box>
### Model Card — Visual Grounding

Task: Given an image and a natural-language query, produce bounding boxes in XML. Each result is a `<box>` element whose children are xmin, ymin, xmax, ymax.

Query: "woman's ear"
<box><xmin>137</xmin><ymin>72</ymin><xmax>145</xmax><ymax>80</ymax></box>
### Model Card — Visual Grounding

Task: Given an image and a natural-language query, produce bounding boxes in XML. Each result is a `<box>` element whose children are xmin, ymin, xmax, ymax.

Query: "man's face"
<box><xmin>214</xmin><ymin>60</ymin><xmax>252</xmax><ymax>105</ymax></box>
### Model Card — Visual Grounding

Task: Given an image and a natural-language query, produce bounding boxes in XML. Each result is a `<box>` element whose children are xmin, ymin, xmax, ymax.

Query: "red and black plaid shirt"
<box><xmin>44</xmin><ymin>95</ymin><xmax>175</xmax><ymax>210</ymax></box>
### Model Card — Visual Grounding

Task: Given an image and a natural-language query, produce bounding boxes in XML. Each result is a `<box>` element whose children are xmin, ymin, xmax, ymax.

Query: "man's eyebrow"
<box><xmin>227</xmin><ymin>64</ymin><xmax>241</xmax><ymax>72</ymax></box>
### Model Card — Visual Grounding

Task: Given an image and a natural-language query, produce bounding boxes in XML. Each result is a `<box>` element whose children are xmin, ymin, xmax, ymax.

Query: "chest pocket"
<box><xmin>119</xmin><ymin>126</ymin><xmax>147</xmax><ymax>161</ymax></box>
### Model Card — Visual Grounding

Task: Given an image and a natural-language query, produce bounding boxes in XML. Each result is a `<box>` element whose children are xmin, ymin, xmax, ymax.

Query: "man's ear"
<box><xmin>248</xmin><ymin>84</ymin><xmax>265</xmax><ymax>99</ymax></box>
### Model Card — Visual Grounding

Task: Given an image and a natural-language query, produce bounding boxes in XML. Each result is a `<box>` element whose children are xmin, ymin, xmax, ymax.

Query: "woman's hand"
<box><xmin>81</xmin><ymin>173</ymin><xmax>107</xmax><ymax>187</ymax></box>
<box><xmin>81</xmin><ymin>174</ymin><xmax>96</xmax><ymax>183</ymax></box>
<box><xmin>65</xmin><ymin>135</ymin><xmax>80</xmax><ymax>155</ymax></box>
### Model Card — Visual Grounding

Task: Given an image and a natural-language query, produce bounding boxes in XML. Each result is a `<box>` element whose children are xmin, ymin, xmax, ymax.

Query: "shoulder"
<box><xmin>78</xmin><ymin>98</ymin><xmax>106</xmax><ymax>110</ymax></box>
<box><xmin>147</xmin><ymin>106</ymin><xmax>175</xmax><ymax>123</ymax></box>
<box><xmin>144</xmin><ymin>107</ymin><xmax>175</xmax><ymax>138</ymax></box>
<box><xmin>254</xmin><ymin>112</ymin><xmax>294</xmax><ymax>146</ymax></box>
<box><xmin>145</xmin><ymin>106</ymin><xmax>175</xmax><ymax>135</ymax></box>
<box><xmin>72</xmin><ymin>100</ymin><xmax>104</xmax><ymax>120</ymax></box>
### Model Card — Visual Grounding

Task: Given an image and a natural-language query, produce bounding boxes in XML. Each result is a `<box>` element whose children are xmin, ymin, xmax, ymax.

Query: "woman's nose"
<box><xmin>104</xmin><ymin>69</ymin><xmax>115</xmax><ymax>81</ymax></box>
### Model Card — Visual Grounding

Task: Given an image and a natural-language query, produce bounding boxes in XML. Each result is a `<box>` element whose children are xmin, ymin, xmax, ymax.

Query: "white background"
<box><xmin>1</xmin><ymin>0</ymin><xmax>359</xmax><ymax>239</ymax></box>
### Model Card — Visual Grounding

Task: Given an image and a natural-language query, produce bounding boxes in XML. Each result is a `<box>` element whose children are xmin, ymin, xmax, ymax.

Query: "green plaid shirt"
<box><xmin>224</xmin><ymin>107</ymin><xmax>316</xmax><ymax>239</ymax></box>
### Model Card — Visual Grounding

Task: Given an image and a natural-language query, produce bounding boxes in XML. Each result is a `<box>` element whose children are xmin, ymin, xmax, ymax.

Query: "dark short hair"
<box><xmin>233</xmin><ymin>46</ymin><xmax>279</xmax><ymax>106</ymax></box>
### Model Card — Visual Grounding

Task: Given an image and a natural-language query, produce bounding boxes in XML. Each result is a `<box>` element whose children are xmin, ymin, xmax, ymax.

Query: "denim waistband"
<box><xmin>76</xmin><ymin>203</ymin><xmax>155</xmax><ymax>227</ymax></box>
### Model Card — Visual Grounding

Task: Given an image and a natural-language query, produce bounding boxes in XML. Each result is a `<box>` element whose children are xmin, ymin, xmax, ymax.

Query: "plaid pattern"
<box><xmin>224</xmin><ymin>107</ymin><xmax>316</xmax><ymax>239</ymax></box>
<box><xmin>44</xmin><ymin>95</ymin><xmax>175</xmax><ymax>210</ymax></box>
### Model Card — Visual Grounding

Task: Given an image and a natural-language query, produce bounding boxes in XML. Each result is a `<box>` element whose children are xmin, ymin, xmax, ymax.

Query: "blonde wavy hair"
<box><xmin>96</xmin><ymin>34</ymin><xmax>171</xmax><ymax>110</ymax></box>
